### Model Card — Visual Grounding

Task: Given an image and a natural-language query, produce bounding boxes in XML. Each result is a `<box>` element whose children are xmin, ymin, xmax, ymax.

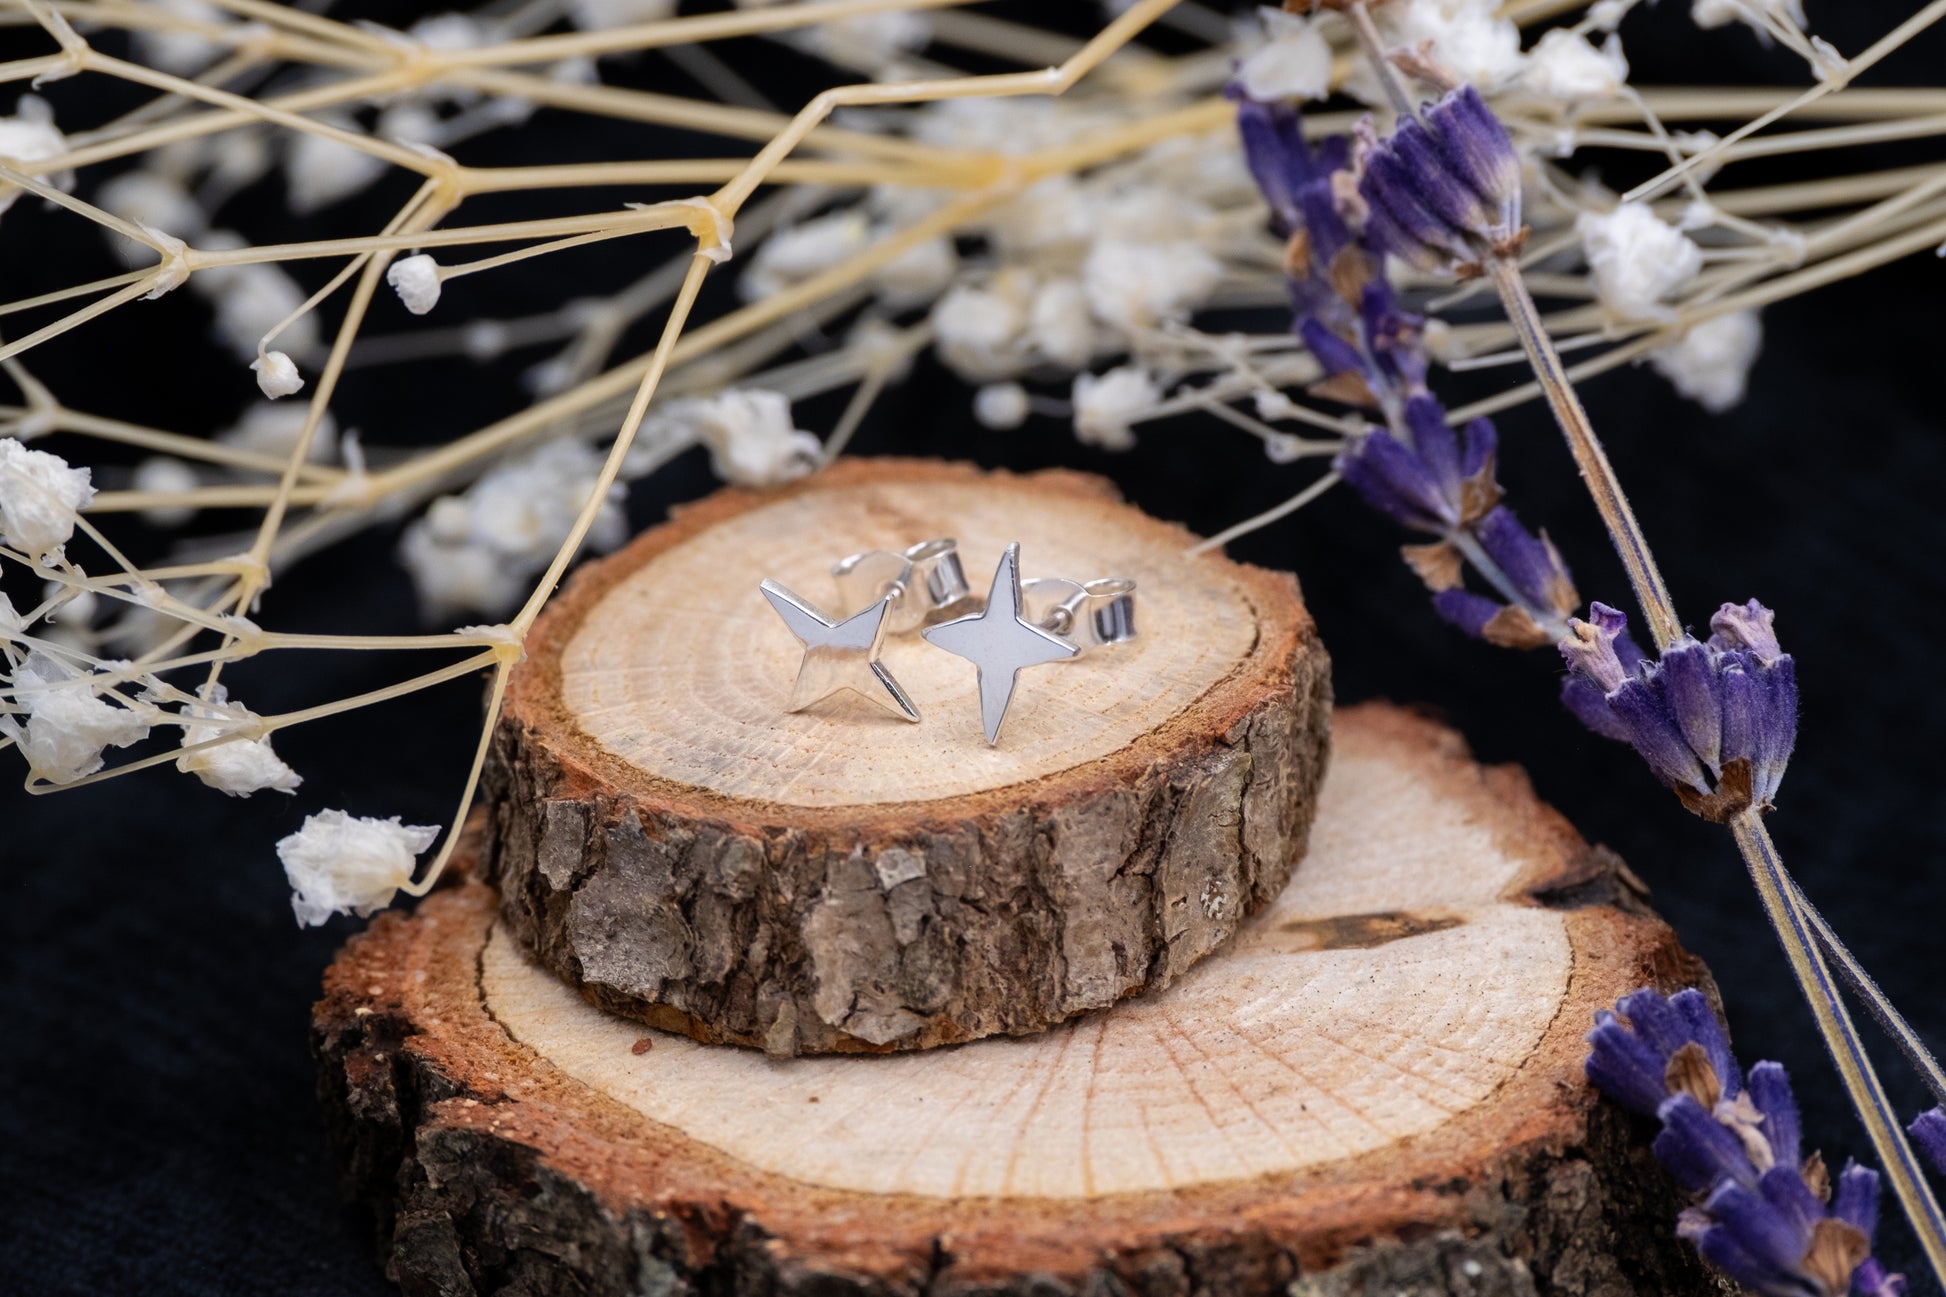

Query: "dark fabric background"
<box><xmin>2</xmin><ymin>3</ymin><xmax>1942</xmax><ymax>1293</ymax></box>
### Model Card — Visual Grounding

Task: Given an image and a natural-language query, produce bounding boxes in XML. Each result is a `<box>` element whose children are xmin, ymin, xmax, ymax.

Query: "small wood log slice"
<box><xmin>480</xmin><ymin>459</ymin><xmax>1332</xmax><ymax>1055</ymax></box>
<box><xmin>316</xmin><ymin>706</ymin><xmax>1717</xmax><ymax>1297</ymax></box>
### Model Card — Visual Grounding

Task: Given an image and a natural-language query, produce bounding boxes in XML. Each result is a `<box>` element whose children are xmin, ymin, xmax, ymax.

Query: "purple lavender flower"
<box><xmin>1335</xmin><ymin>395</ymin><xmax>1494</xmax><ymax>532</ymax></box>
<box><xmin>1355</xmin><ymin>86</ymin><xmax>1524</xmax><ymax>275</ymax></box>
<box><xmin>1913</xmin><ymin>1108</ymin><xmax>1946</xmax><ymax>1177</ymax></box>
<box><xmin>1561</xmin><ymin>601</ymin><xmax>1798</xmax><ymax>822</ymax></box>
<box><xmin>1231</xmin><ymin>90</ymin><xmax>1364</xmax><ymax>327</ymax></box>
<box><xmin>1587</xmin><ymin>988</ymin><xmax>1903</xmax><ymax>1297</ymax></box>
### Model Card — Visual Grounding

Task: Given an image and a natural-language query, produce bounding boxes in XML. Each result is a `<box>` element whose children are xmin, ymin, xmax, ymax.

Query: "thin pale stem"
<box><xmin>1779</xmin><ymin>868</ymin><xmax>1946</xmax><ymax>1107</ymax></box>
<box><xmin>1345</xmin><ymin>3</ymin><xmax>1414</xmax><ymax>121</ymax></box>
<box><xmin>1731</xmin><ymin>810</ymin><xmax>1946</xmax><ymax>1285</ymax></box>
<box><xmin>1484</xmin><ymin>255</ymin><xmax>1680</xmax><ymax>648</ymax></box>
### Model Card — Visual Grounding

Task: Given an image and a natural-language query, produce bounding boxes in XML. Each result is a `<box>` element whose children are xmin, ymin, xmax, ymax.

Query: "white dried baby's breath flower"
<box><xmin>786</xmin><ymin>10</ymin><xmax>932</xmax><ymax>76</ymax></box>
<box><xmin>1072</xmin><ymin>365</ymin><xmax>1161</xmax><ymax>452</ymax></box>
<box><xmin>97</xmin><ymin>171</ymin><xmax>207</xmax><ymax>267</ymax></box>
<box><xmin>974</xmin><ymin>382</ymin><xmax>1031</xmax><ymax>431</ymax></box>
<box><xmin>219</xmin><ymin>403</ymin><xmax>339</xmax><ymax>466</ymax></box>
<box><xmin>656</xmin><ymin>389</ymin><xmax>823</xmax><ymax>488</ymax></box>
<box><xmin>284</xmin><ymin>119</ymin><xmax>390</xmax><ymax>215</ymax></box>
<box><xmin>193</xmin><ymin>233</ymin><xmax>321</xmax><ymax>362</ymax></box>
<box><xmin>1520</xmin><ymin>30</ymin><xmax>1629</xmax><ymax>103</ymax></box>
<box><xmin>251</xmin><ymin>350</ymin><xmax>304</xmax><ymax>398</ymax></box>
<box><xmin>176</xmin><ymin>685</ymin><xmax>301</xmax><ymax>797</ymax></box>
<box><xmin>278</xmin><ymin>810</ymin><xmax>440</xmax><ymax>926</ymax></box>
<box><xmin>933</xmin><ymin>276</ymin><xmax>1032</xmax><ymax>380</ymax></box>
<box><xmin>741</xmin><ymin>210</ymin><xmax>871</xmax><ymax>301</ymax></box>
<box><xmin>388</xmin><ymin>254</ymin><xmax>443</xmax><ymax>315</ymax></box>
<box><xmin>132</xmin><ymin>456</ymin><xmax>200</xmax><ymax>528</ymax></box>
<box><xmin>1082</xmin><ymin>239</ymin><xmax>1223</xmax><ymax>333</ymax></box>
<box><xmin>399</xmin><ymin>440</ymin><xmax>627</xmax><ymax>619</ymax></box>
<box><xmin>1381</xmin><ymin>0</ymin><xmax>1526</xmax><ymax>92</ymax></box>
<box><xmin>874</xmin><ymin>235</ymin><xmax>957</xmax><ymax>306</ymax></box>
<box><xmin>131</xmin><ymin>0</ymin><xmax>230</xmax><ymax>74</ymax></box>
<box><xmin>1691</xmin><ymin>0</ymin><xmax>1805</xmax><ymax>34</ymax></box>
<box><xmin>1029</xmin><ymin>278</ymin><xmax>1095</xmax><ymax>369</ymax></box>
<box><xmin>0</xmin><ymin>437</ymin><xmax>94</xmax><ymax>559</ymax></box>
<box><xmin>0</xmin><ymin>96</ymin><xmax>72</xmax><ymax>218</ymax></box>
<box><xmin>1578</xmin><ymin>202</ymin><xmax>1704</xmax><ymax>321</ymax></box>
<box><xmin>565</xmin><ymin>0</ymin><xmax>678</xmax><ymax>29</ymax></box>
<box><xmin>1650</xmin><ymin>310</ymin><xmax>1764</xmax><ymax>413</ymax></box>
<box><xmin>1238</xmin><ymin>8</ymin><xmax>1332</xmax><ymax>102</ymax></box>
<box><xmin>0</xmin><ymin>652</ymin><xmax>153</xmax><ymax>784</ymax></box>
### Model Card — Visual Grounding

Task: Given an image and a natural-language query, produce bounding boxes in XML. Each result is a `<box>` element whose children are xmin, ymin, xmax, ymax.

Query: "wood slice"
<box><xmin>480</xmin><ymin>459</ymin><xmax>1332</xmax><ymax>1056</ymax></box>
<box><xmin>315</xmin><ymin>706</ymin><xmax>1717</xmax><ymax>1297</ymax></box>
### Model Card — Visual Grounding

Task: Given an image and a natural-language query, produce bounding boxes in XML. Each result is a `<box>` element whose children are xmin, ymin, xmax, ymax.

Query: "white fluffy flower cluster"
<box><xmin>1651</xmin><ymin>310</ymin><xmax>1764</xmax><ymax>412</ymax></box>
<box><xmin>0</xmin><ymin>437</ymin><xmax>94</xmax><ymax>559</ymax></box>
<box><xmin>928</xmin><ymin>165</ymin><xmax>1233</xmax><ymax>382</ymax></box>
<box><xmin>0</xmin><ymin>96</ymin><xmax>73</xmax><ymax>219</ymax></box>
<box><xmin>399</xmin><ymin>439</ymin><xmax>628</xmax><ymax>619</ymax></box>
<box><xmin>647</xmin><ymin>389</ymin><xmax>824</xmax><ymax>487</ymax></box>
<box><xmin>1237</xmin><ymin>8</ymin><xmax>1333</xmax><ymax>102</ymax></box>
<box><xmin>1578</xmin><ymin>202</ymin><xmax>1704</xmax><ymax>322</ymax></box>
<box><xmin>1377</xmin><ymin>0</ymin><xmax>1526</xmax><ymax>92</ymax></box>
<box><xmin>1519</xmin><ymin>29</ymin><xmax>1629</xmax><ymax>103</ymax></box>
<box><xmin>0</xmin><ymin>652</ymin><xmax>154</xmax><ymax>784</ymax></box>
<box><xmin>565</xmin><ymin>0</ymin><xmax>678</xmax><ymax>29</ymax></box>
<box><xmin>175</xmin><ymin>685</ymin><xmax>302</xmax><ymax>797</ymax></box>
<box><xmin>1071</xmin><ymin>365</ymin><xmax>1161</xmax><ymax>451</ymax></box>
<box><xmin>739</xmin><ymin>209</ymin><xmax>957</xmax><ymax>307</ymax></box>
<box><xmin>278</xmin><ymin>810</ymin><xmax>440</xmax><ymax>927</ymax></box>
<box><xmin>732</xmin><ymin>0</ymin><xmax>931</xmax><ymax>76</ymax></box>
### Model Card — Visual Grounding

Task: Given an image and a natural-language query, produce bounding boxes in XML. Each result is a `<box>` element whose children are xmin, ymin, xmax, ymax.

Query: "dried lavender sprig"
<box><xmin>1731</xmin><ymin>809</ymin><xmax>1946</xmax><ymax>1287</ymax></box>
<box><xmin>1231</xmin><ymin>90</ymin><xmax>1576</xmax><ymax>650</ymax></box>
<box><xmin>1336</xmin><ymin>35</ymin><xmax>1946</xmax><ymax>1284</ymax></box>
<box><xmin>1348</xmin><ymin>55</ymin><xmax>1681</xmax><ymax>648</ymax></box>
<box><xmin>1586</xmin><ymin>987</ymin><xmax>1906</xmax><ymax>1297</ymax></box>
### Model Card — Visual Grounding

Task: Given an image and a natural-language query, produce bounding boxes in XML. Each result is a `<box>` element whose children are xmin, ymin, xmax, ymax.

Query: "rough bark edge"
<box><xmin>477</xmin><ymin>459</ymin><xmax>1333</xmax><ymax>1054</ymax></box>
<box><xmin>314</xmin><ymin>705</ymin><xmax>1720</xmax><ymax>1297</ymax></box>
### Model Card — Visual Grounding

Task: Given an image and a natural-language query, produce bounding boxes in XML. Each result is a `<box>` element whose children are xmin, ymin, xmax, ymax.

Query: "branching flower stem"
<box><xmin>1349</xmin><ymin>25</ymin><xmax>1946</xmax><ymax>1285</ymax></box>
<box><xmin>1490</xmin><ymin>235</ymin><xmax>1946</xmax><ymax>1277</ymax></box>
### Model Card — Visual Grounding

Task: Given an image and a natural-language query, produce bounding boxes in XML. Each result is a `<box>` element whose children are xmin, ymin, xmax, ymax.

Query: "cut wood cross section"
<box><xmin>315</xmin><ymin>706</ymin><xmax>1717</xmax><ymax>1297</ymax></box>
<box><xmin>480</xmin><ymin>460</ymin><xmax>1332</xmax><ymax>1055</ymax></box>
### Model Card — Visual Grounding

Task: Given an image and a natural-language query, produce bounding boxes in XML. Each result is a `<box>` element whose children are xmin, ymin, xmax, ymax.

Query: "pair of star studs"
<box><xmin>760</xmin><ymin>542</ymin><xmax>1135</xmax><ymax>745</ymax></box>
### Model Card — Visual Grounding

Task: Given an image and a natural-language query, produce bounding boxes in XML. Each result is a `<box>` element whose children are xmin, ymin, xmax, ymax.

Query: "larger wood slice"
<box><xmin>481</xmin><ymin>459</ymin><xmax>1332</xmax><ymax>1055</ymax></box>
<box><xmin>316</xmin><ymin>706</ymin><xmax>1716</xmax><ymax>1297</ymax></box>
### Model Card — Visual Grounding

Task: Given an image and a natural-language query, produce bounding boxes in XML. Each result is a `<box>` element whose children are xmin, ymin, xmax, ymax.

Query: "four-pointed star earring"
<box><xmin>759</xmin><ymin>579</ymin><xmax>920</xmax><ymax>722</ymax></box>
<box><xmin>921</xmin><ymin>542</ymin><xmax>1081</xmax><ymax>745</ymax></box>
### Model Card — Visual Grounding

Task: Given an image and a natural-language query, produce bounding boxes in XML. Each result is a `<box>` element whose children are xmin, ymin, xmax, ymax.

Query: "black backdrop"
<box><xmin>2</xmin><ymin>3</ymin><xmax>1943</xmax><ymax>1294</ymax></box>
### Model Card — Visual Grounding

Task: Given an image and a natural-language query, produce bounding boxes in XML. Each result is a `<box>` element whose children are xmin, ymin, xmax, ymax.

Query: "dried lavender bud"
<box><xmin>1335</xmin><ymin>394</ymin><xmax>1496</xmax><ymax>533</ymax></box>
<box><xmin>1561</xmin><ymin>601</ymin><xmax>1797</xmax><ymax>821</ymax></box>
<box><xmin>1474</xmin><ymin>507</ymin><xmax>1578</xmax><ymax>619</ymax></box>
<box><xmin>1913</xmin><ymin>1108</ymin><xmax>1946</xmax><ymax>1176</ymax></box>
<box><xmin>1355</xmin><ymin>85</ymin><xmax>1524</xmax><ymax>273</ymax></box>
<box><xmin>1232</xmin><ymin>89</ymin><xmax>1362</xmax><ymax>324</ymax></box>
<box><xmin>1587</xmin><ymin>988</ymin><xmax>1903</xmax><ymax>1297</ymax></box>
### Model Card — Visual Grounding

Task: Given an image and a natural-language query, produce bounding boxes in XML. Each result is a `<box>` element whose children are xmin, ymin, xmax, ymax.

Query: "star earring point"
<box><xmin>759</xmin><ymin>579</ymin><xmax>920</xmax><ymax>722</ymax></box>
<box><xmin>922</xmin><ymin>543</ymin><xmax>1080</xmax><ymax>745</ymax></box>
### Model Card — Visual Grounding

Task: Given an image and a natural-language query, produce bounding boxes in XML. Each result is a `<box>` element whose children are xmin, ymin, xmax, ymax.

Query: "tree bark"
<box><xmin>479</xmin><ymin>459</ymin><xmax>1332</xmax><ymax>1055</ymax></box>
<box><xmin>316</xmin><ymin>705</ymin><xmax>1719</xmax><ymax>1297</ymax></box>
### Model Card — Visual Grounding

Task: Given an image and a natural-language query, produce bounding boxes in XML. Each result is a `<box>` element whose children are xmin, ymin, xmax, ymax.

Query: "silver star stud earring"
<box><xmin>922</xmin><ymin>542</ymin><xmax>1078</xmax><ymax>744</ymax></box>
<box><xmin>760</xmin><ymin>580</ymin><xmax>920</xmax><ymax>722</ymax></box>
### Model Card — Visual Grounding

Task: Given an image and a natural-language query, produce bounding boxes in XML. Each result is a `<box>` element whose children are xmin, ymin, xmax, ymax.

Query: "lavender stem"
<box><xmin>1731</xmin><ymin>807</ymin><xmax>1946</xmax><ymax>1283</ymax></box>
<box><xmin>1483</xmin><ymin>254</ymin><xmax>1683</xmax><ymax>651</ymax></box>
<box><xmin>1344</xmin><ymin>2</ymin><xmax>1416</xmax><ymax>122</ymax></box>
<box><xmin>1783</xmin><ymin>866</ymin><xmax>1946</xmax><ymax>1106</ymax></box>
